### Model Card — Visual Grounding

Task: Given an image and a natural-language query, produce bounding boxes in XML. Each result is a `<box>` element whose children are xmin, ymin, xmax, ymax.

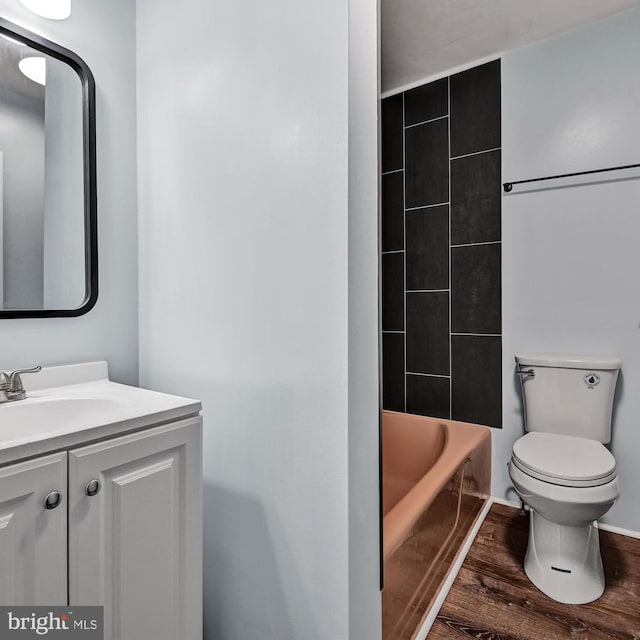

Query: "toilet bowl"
<box><xmin>509</xmin><ymin>433</ymin><xmax>619</xmax><ymax>603</ymax></box>
<box><xmin>510</xmin><ymin>353</ymin><xmax>621</xmax><ymax>605</ymax></box>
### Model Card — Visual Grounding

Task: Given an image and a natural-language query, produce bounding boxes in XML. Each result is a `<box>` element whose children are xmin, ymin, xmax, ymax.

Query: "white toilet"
<box><xmin>508</xmin><ymin>353</ymin><xmax>621</xmax><ymax>605</ymax></box>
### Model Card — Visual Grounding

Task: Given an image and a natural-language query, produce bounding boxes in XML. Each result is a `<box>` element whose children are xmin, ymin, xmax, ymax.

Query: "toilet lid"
<box><xmin>512</xmin><ymin>432</ymin><xmax>617</xmax><ymax>487</ymax></box>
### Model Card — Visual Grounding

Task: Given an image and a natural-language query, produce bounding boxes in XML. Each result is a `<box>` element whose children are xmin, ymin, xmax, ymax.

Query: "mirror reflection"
<box><xmin>0</xmin><ymin>32</ymin><xmax>85</xmax><ymax>311</ymax></box>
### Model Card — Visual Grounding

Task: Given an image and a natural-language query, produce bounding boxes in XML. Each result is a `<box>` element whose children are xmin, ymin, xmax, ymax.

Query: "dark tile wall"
<box><xmin>380</xmin><ymin>60</ymin><xmax>502</xmax><ymax>428</ymax></box>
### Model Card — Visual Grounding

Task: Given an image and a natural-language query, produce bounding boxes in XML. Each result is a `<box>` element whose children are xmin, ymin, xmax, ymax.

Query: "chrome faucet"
<box><xmin>0</xmin><ymin>366</ymin><xmax>42</xmax><ymax>403</ymax></box>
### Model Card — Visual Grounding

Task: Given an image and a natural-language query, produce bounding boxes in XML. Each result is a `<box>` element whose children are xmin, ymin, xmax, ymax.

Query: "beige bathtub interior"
<box><xmin>381</xmin><ymin>411</ymin><xmax>492</xmax><ymax>640</ymax></box>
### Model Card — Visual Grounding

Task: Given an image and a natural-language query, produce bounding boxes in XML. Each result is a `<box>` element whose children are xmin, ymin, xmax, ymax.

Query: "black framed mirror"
<box><xmin>0</xmin><ymin>18</ymin><xmax>96</xmax><ymax>318</ymax></box>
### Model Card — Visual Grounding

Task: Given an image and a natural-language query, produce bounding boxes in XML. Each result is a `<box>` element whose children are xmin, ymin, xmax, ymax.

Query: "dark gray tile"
<box><xmin>382</xmin><ymin>94</ymin><xmax>403</xmax><ymax>173</ymax></box>
<box><xmin>450</xmin><ymin>60</ymin><xmax>501</xmax><ymax>157</ymax></box>
<box><xmin>451</xmin><ymin>150</ymin><xmax>501</xmax><ymax>245</ymax></box>
<box><xmin>382</xmin><ymin>252</ymin><xmax>404</xmax><ymax>332</ymax></box>
<box><xmin>451</xmin><ymin>244</ymin><xmax>501</xmax><ymax>334</ymax></box>
<box><xmin>406</xmin><ymin>374</ymin><xmax>450</xmax><ymax>419</ymax></box>
<box><xmin>405</xmin><ymin>118</ymin><xmax>449</xmax><ymax>208</ymax></box>
<box><xmin>382</xmin><ymin>333</ymin><xmax>405</xmax><ymax>412</ymax></box>
<box><xmin>451</xmin><ymin>335</ymin><xmax>502</xmax><ymax>427</ymax></box>
<box><xmin>382</xmin><ymin>171</ymin><xmax>404</xmax><ymax>253</ymax></box>
<box><xmin>406</xmin><ymin>205</ymin><xmax>449</xmax><ymax>291</ymax></box>
<box><xmin>406</xmin><ymin>291</ymin><xmax>449</xmax><ymax>375</ymax></box>
<box><xmin>404</xmin><ymin>78</ymin><xmax>448</xmax><ymax>126</ymax></box>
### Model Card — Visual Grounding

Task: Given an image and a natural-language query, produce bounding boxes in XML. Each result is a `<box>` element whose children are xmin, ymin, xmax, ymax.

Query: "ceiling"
<box><xmin>381</xmin><ymin>0</ymin><xmax>640</xmax><ymax>95</ymax></box>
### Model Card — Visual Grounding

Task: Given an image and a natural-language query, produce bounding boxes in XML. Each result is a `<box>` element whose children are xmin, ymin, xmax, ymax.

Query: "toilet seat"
<box><xmin>511</xmin><ymin>432</ymin><xmax>617</xmax><ymax>488</ymax></box>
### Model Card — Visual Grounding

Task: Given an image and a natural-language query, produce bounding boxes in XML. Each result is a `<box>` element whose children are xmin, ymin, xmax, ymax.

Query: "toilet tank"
<box><xmin>516</xmin><ymin>353</ymin><xmax>621</xmax><ymax>443</ymax></box>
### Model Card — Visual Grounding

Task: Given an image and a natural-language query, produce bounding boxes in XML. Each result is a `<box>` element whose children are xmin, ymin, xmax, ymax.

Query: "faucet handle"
<box><xmin>0</xmin><ymin>372</ymin><xmax>9</xmax><ymax>391</ymax></box>
<box><xmin>8</xmin><ymin>366</ymin><xmax>42</xmax><ymax>392</ymax></box>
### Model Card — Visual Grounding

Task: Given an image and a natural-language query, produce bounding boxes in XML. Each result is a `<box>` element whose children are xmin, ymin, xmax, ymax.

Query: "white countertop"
<box><xmin>0</xmin><ymin>361</ymin><xmax>201</xmax><ymax>466</ymax></box>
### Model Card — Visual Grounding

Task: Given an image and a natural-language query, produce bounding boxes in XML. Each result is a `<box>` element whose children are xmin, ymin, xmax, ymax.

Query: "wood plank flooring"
<box><xmin>428</xmin><ymin>503</ymin><xmax>640</xmax><ymax>640</ymax></box>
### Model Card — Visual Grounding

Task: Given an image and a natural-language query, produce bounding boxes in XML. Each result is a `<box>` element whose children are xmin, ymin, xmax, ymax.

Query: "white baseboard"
<box><xmin>414</xmin><ymin>497</ymin><xmax>494</xmax><ymax>640</ymax></box>
<box><xmin>490</xmin><ymin>496</ymin><xmax>522</xmax><ymax>509</ymax></box>
<box><xmin>597</xmin><ymin>522</ymin><xmax>640</xmax><ymax>539</ymax></box>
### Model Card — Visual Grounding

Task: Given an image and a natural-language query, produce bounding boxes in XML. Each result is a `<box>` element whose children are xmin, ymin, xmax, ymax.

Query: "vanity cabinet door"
<box><xmin>68</xmin><ymin>417</ymin><xmax>202</xmax><ymax>640</ymax></box>
<box><xmin>0</xmin><ymin>452</ymin><xmax>67</xmax><ymax>605</ymax></box>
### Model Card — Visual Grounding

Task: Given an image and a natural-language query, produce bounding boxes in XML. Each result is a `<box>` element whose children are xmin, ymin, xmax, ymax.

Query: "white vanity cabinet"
<box><xmin>0</xmin><ymin>418</ymin><xmax>202</xmax><ymax>638</ymax></box>
<box><xmin>69</xmin><ymin>416</ymin><xmax>202</xmax><ymax>640</ymax></box>
<box><xmin>0</xmin><ymin>452</ymin><xmax>67</xmax><ymax>605</ymax></box>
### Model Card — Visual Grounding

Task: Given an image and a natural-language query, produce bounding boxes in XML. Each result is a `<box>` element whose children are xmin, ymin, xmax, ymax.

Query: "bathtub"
<box><xmin>382</xmin><ymin>411</ymin><xmax>491</xmax><ymax>640</ymax></box>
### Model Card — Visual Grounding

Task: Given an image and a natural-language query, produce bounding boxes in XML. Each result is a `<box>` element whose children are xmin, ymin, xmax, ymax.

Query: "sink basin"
<box><xmin>0</xmin><ymin>361</ymin><xmax>200</xmax><ymax>463</ymax></box>
<box><xmin>0</xmin><ymin>397</ymin><xmax>121</xmax><ymax>442</ymax></box>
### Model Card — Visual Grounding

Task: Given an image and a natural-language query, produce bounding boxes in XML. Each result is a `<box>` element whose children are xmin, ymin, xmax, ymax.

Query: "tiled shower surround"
<box><xmin>381</xmin><ymin>60</ymin><xmax>502</xmax><ymax>428</ymax></box>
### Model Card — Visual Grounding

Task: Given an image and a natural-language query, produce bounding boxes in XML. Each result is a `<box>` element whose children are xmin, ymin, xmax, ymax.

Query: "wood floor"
<box><xmin>428</xmin><ymin>503</ymin><xmax>640</xmax><ymax>640</ymax></box>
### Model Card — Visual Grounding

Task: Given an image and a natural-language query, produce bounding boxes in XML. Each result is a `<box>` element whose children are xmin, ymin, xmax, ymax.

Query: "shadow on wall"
<box><xmin>203</xmin><ymin>481</ymin><xmax>291</xmax><ymax>639</ymax></box>
<box><xmin>202</xmin><ymin>481</ymin><xmax>315</xmax><ymax>640</ymax></box>
<box><xmin>611</xmin><ymin>371</ymin><xmax>624</xmax><ymax>443</ymax></box>
<box><xmin>504</xmin><ymin>366</ymin><xmax>524</xmax><ymax>504</ymax></box>
<box><xmin>511</xmin><ymin>365</ymin><xmax>524</xmax><ymax>426</ymax></box>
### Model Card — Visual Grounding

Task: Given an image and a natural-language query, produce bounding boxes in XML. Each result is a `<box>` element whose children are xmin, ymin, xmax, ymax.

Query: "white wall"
<box><xmin>137</xmin><ymin>1</ymin><xmax>379</xmax><ymax>639</ymax></box>
<box><xmin>0</xmin><ymin>0</ymin><xmax>138</xmax><ymax>384</ymax></box>
<box><xmin>348</xmin><ymin>0</ymin><xmax>382</xmax><ymax>637</ymax></box>
<box><xmin>498</xmin><ymin>9</ymin><xmax>640</xmax><ymax>531</ymax></box>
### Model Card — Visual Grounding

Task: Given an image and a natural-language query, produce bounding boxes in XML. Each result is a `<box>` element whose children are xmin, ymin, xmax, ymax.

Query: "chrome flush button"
<box><xmin>584</xmin><ymin>373</ymin><xmax>600</xmax><ymax>389</ymax></box>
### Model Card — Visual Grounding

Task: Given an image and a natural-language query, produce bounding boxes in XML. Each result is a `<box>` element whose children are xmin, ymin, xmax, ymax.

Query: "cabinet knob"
<box><xmin>44</xmin><ymin>491</ymin><xmax>62</xmax><ymax>510</ymax></box>
<box><xmin>85</xmin><ymin>479</ymin><xmax>101</xmax><ymax>497</ymax></box>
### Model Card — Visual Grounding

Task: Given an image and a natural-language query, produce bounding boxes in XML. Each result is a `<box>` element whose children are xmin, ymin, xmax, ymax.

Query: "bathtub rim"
<box><xmin>383</xmin><ymin>416</ymin><xmax>449</xmax><ymax>516</ymax></box>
